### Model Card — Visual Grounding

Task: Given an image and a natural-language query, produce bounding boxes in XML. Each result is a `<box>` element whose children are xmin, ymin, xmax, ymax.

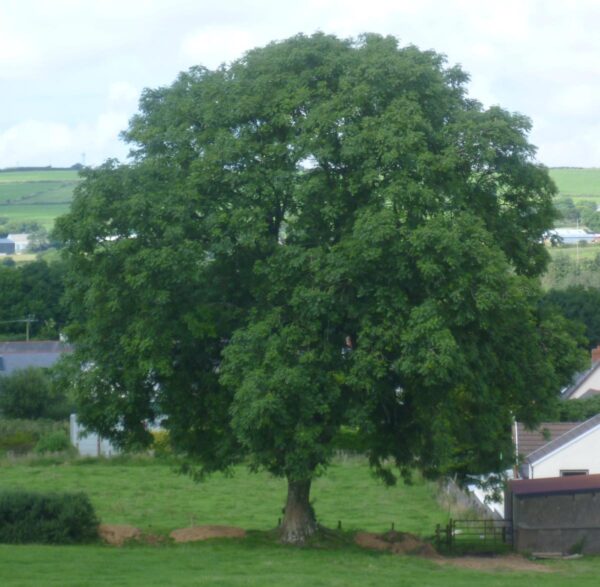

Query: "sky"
<box><xmin>1</xmin><ymin>0</ymin><xmax>599</xmax><ymax>169</ymax></box>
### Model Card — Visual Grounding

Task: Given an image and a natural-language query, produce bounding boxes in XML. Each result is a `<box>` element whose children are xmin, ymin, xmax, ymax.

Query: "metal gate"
<box><xmin>436</xmin><ymin>518</ymin><xmax>513</xmax><ymax>552</ymax></box>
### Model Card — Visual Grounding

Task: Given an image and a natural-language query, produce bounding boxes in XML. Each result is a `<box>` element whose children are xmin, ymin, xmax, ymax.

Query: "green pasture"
<box><xmin>0</xmin><ymin>203</ymin><xmax>72</xmax><ymax>229</ymax></box>
<box><xmin>549</xmin><ymin>168</ymin><xmax>600</xmax><ymax>200</ymax></box>
<box><xmin>547</xmin><ymin>242</ymin><xmax>600</xmax><ymax>262</ymax></box>
<box><xmin>0</xmin><ymin>169</ymin><xmax>79</xmax><ymax>229</ymax></box>
<box><xmin>0</xmin><ymin>457</ymin><xmax>444</xmax><ymax>535</ymax></box>
<box><xmin>0</xmin><ymin>457</ymin><xmax>597</xmax><ymax>586</ymax></box>
<box><xmin>0</xmin><ymin>170</ymin><xmax>80</xmax><ymax>183</ymax></box>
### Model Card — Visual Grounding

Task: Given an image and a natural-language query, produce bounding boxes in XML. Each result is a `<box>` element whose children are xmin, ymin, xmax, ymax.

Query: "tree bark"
<box><xmin>279</xmin><ymin>478</ymin><xmax>318</xmax><ymax>544</ymax></box>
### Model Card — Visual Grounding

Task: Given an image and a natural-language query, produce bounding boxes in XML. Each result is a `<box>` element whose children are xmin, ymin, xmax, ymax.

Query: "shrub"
<box><xmin>0</xmin><ymin>367</ymin><xmax>75</xmax><ymax>421</ymax></box>
<box><xmin>35</xmin><ymin>430</ymin><xmax>72</xmax><ymax>454</ymax></box>
<box><xmin>0</xmin><ymin>419</ymin><xmax>68</xmax><ymax>456</ymax></box>
<box><xmin>151</xmin><ymin>430</ymin><xmax>172</xmax><ymax>457</ymax></box>
<box><xmin>0</xmin><ymin>491</ymin><xmax>99</xmax><ymax>544</ymax></box>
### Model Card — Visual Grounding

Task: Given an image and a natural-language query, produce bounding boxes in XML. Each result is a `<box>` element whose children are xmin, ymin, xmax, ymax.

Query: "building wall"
<box><xmin>513</xmin><ymin>492</ymin><xmax>600</xmax><ymax>553</ymax></box>
<box><xmin>570</xmin><ymin>368</ymin><xmax>600</xmax><ymax>398</ymax></box>
<box><xmin>69</xmin><ymin>414</ymin><xmax>119</xmax><ymax>457</ymax></box>
<box><xmin>531</xmin><ymin>426</ymin><xmax>600</xmax><ymax>478</ymax></box>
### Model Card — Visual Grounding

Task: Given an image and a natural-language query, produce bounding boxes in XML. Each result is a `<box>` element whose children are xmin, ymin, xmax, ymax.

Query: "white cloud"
<box><xmin>1</xmin><ymin>0</ymin><xmax>600</xmax><ymax>167</ymax></box>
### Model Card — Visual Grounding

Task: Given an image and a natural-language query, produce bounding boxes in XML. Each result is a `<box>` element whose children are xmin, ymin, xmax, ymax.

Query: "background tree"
<box><xmin>55</xmin><ymin>33</ymin><xmax>584</xmax><ymax>543</ymax></box>
<box><xmin>0</xmin><ymin>260</ymin><xmax>67</xmax><ymax>340</ymax></box>
<box><xmin>543</xmin><ymin>286</ymin><xmax>600</xmax><ymax>349</ymax></box>
<box><xmin>0</xmin><ymin>366</ymin><xmax>73</xmax><ymax>420</ymax></box>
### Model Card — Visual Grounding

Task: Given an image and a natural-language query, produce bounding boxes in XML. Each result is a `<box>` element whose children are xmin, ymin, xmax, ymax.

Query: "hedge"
<box><xmin>0</xmin><ymin>491</ymin><xmax>99</xmax><ymax>544</ymax></box>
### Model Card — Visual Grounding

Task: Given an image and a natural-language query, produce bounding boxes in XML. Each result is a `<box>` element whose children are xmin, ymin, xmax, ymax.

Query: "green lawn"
<box><xmin>0</xmin><ymin>457</ymin><xmax>445</xmax><ymax>535</ymax></box>
<box><xmin>2</xmin><ymin>457</ymin><xmax>600</xmax><ymax>585</ymax></box>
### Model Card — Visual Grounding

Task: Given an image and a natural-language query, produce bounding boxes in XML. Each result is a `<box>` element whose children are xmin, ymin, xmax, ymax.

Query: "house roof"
<box><xmin>509</xmin><ymin>473</ymin><xmax>600</xmax><ymax>497</ymax></box>
<box><xmin>518</xmin><ymin>414</ymin><xmax>600</xmax><ymax>466</ymax></box>
<box><xmin>516</xmin><ymin>422</ymin><xmax>580</xmax><ymax>457</ymax></box>
<box><xmin>0</xmin><ymin>341</ymin><xmax>73</xmax><ymax>375</ymax></box>
<box><xmin>562</xmin><ymin>361</ymin><xmax>600</xmax><ymax>399</ymax></box>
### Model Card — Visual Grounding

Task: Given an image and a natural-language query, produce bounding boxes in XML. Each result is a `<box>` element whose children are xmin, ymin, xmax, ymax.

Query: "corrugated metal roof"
<box><xmin>0</xmin><ymin>341</ymin><xmax>72</xmax><ymax>353</ymax></box>
<box><xmin>0</xmin><ymin>341</ymin><xmax>73</xmax><ymax>374</ymax></box>
<box><xmin>510</xmin><ymin>473</ymin><xmax>600</xmax><ymax>496</ymax></box>
<box><xmin>516</xmin><ymin>422</ymin><xmax>580</xmax><ymax>457</ymax></box>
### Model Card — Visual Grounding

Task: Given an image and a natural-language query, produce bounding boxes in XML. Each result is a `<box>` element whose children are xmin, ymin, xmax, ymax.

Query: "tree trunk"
<box><xmin>279</xmin><ymin>478</ymin><xmax>318</xmax><ymax>544</ymax></box>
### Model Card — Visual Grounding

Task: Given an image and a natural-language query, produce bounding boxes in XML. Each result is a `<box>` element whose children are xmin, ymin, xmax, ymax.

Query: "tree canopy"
<box><xmin>55</xmin><ymin>33</ymin><xmax>583</xmax><ymax>543</ymax></box>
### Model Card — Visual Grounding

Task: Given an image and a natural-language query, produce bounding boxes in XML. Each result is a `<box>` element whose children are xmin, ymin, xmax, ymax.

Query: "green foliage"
<box><xmin>543</xmin><ymin>251</ymin><xmax>600</xmax><ymax>290</ymax></box>
<box><xmin>0</xmin><ymin>259</ymin><xmax>67</xmax><ymax>338</ymax></box>
<box><xmin>0</xmin><ymin>491</ymin><xmax>98</xmax><ymax>544</ymax></box>
<box><xmin>553</xmin><ymin>395</ymin><xmax>600</xmax><ymax>422</ymax></box>
<box><xmin>0</xmin><ymin>368</ymin><xmax>74</xmax><ymax>420</ymax></box>
<box><xmin>543</xmin><ymin>286</ymin><xmax>600</xmax><ymax>348</ymax></box>
<box><xmin>55</xmin><ymin>33</ymin><xmax>582</xmax><ymax>500</ymax></box>
<box><xmin>0</xmin><ymin>419</ymin><xmax>68</xmax><ymax>455</ymax></box>
<box><xmin>34</xmin><ymin>430</ymin><xmax>72</xmax><ymax>454</ymax></box>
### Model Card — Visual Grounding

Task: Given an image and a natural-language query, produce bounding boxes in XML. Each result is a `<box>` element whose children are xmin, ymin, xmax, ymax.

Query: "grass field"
<box><xmin>549</xmin><ymin>168</ymin><xmax>600</xmax><ymax>202</ymax></box>
<box><xmin>0</xmin><ymin>169</ymin><xmax>80</xmax><ymax>229</ymax></box>
<box><xmin>1</xmin><ymin>456</ymin><xmax>600</xmax><ymax>586</ymax></box>
<box><xmin>547</xmin><ymin>242</ymin><xmax>600</xmax><ymax>262</ymax></box>
<box><xmin>0</xmin><ymin>167</ymin><xmax>595</xmax><ymax>235</ymax></box>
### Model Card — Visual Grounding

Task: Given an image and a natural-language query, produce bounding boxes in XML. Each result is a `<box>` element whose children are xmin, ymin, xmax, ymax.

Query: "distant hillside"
<box><xmin>0</xmin><ymin>166</ymin><xmax>597</xmax><ymax>232</ymax></box>
<box><xmin>0</xmin><ymin>169</ymin><xmax>81</xmax><ymax>230</ymax></box>
<box><xmin>549</xmin><ymin>168</ymin><xmax>600</xmax><ymax>201</ymax></box>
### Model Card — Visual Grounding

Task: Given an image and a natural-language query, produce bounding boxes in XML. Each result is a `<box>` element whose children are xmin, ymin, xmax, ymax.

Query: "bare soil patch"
<box><xmin>354</xmin><ymin>531</ymin><xmax>439</xmax><ymax>558</ymax></box>
<box><xmin>354</xmin><ymin>531</ymin><xmax>554</xmax><ymax>572</ymax></box>
<box><xmin>437</xmin><ymin>554</ymin><xmax>554</xmax><ymax>573</ymax></box>
<box><xmin>99</xmin><ymin>524</ymin><xmax>142</xmax><ymax>546</ymax></box>
<box><xmin>170</xmin><ymin>525</ymin><xmax>246</xmax><ymax>543</ymax></box>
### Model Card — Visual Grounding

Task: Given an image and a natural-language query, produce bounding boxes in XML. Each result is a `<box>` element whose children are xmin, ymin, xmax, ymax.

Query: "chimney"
<box><xmin>592</xmin><ymin>345</ymin><xmax>600</xmax><ymax>366</ymax></box>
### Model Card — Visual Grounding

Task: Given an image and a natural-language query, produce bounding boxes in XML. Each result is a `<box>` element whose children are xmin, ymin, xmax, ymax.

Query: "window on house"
<box><xmin>560</xmin><ymin>470</ymin><xmax>589</xmax><ymax>477</ymax></box>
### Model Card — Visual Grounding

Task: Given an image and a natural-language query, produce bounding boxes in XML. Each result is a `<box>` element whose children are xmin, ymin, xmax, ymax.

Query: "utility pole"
<box><xmin>0</xmin><ymin>316</ymin><xmax>38</xmax><ymax>340</ymax></box>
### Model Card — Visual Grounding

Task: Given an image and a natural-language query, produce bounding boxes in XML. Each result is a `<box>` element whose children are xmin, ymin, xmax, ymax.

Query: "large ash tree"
<box><xmin>55</xmin><ymin>33</ymin><xmax>583</xmax><ymax>543</ymax></box>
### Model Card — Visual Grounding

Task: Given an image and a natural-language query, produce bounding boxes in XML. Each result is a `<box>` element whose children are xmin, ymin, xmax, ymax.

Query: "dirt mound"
<box><xmin>170</xmin><ymin>525</ymin><xmax>246</xmax><ymax>543</ymax></box>
<box><xmin>99</xmin><ymin>524</ymin><xmax>142</xmax><ymax>546</ymax></box>
<box><xmin>354</xmin><ymin>531</ymin><xmax>439</xmax><ymax>558</ymax></box>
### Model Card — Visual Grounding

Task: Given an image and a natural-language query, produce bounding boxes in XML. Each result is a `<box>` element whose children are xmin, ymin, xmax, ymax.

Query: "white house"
<box><xmin>515</xmin><ymin>414</ymin><xmax>600</xmax><ymax>479</ymax></box>
<box><xmin>562</xmin><ymin>345</ymin><xmax>600</xmax><ymax>399</ymax></box>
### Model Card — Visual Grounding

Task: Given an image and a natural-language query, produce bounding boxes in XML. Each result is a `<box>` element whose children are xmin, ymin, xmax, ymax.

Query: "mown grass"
<box><xmin>1</xmin><ymin>456</ymin><xmax>599</xmax><ymax>585</ymax></box>
<box><xmin>0</xmin><ymin>456</ymin><xmax>445</xmax><ymax>535</ymax></box>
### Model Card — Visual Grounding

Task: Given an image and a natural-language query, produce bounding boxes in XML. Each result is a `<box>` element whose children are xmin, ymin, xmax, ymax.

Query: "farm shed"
<box><xmin>6</xmin><ymin>233</ymin><xmax>30</xmax><ymax>253</ymax></box>
<box><xmin>506</xmin><ymin>474</ymin><xmax>600</xmax><ymax>554</ymax></box>
<box><xmin>515</xmin><ymin>414</ymin><xmax>600</xmax><ymax>479</ymax></box>
<box><xmin>0</xmin><ymin>238</ymin><xmax>15</xmax><ymax>255</ymax></box>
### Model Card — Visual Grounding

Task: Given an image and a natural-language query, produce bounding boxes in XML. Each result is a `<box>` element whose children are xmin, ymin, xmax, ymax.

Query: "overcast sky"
<box><xmin>1</xmin><ymin>0</ymin><xmax>599</xmax><ymax>168</ymax></box>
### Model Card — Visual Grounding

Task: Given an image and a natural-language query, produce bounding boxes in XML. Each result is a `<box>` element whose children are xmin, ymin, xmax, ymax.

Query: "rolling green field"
<box><xmin>0</xmin><ymin>457</ymin><xmax>598</xmax><ymax>586</ymax></box>
<box><xmin>0</xmin><ymin>167</ymin><xmax>595</xmax><ymax>234</ymax></box>
<box><xmin>549</xmin><ymin>168</ymin><xmax>600</xmax><ymax>201</ymax></box>
<box><xmin>0</xmin><ymin>169</ymin><xmax>80</xmax><ymax>229</ymax></box>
